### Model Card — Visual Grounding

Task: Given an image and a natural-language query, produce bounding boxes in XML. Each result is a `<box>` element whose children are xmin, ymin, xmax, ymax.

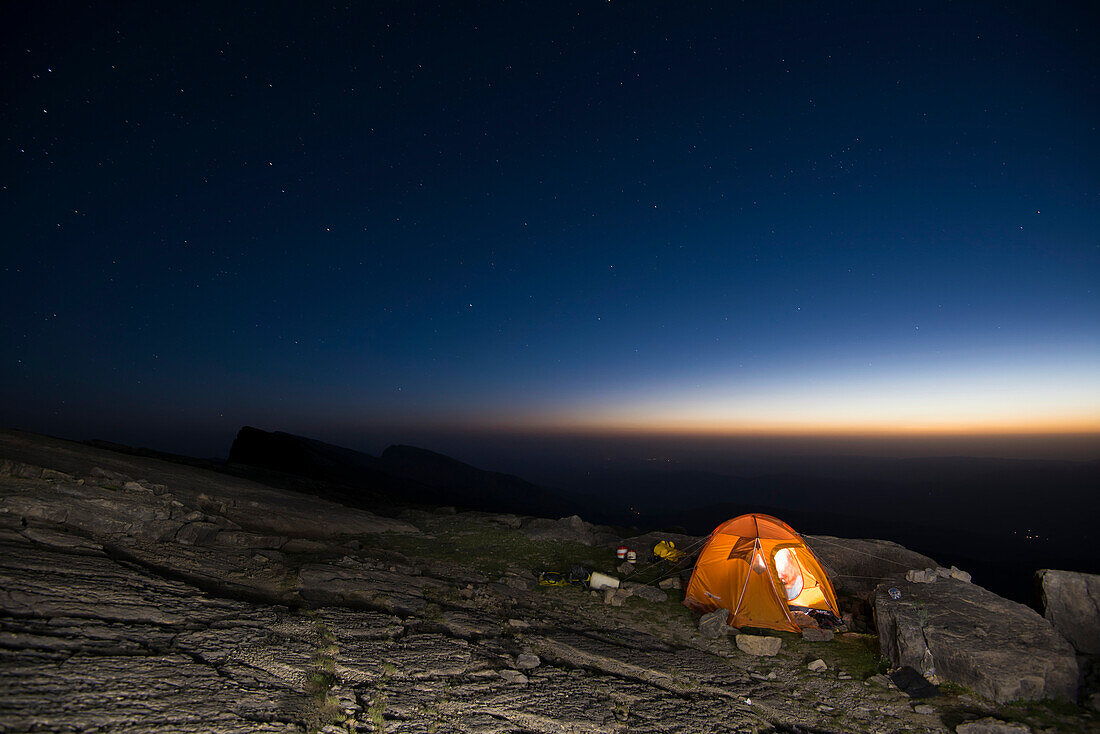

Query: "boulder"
<box><xmin>804</xmin><ymin>535</ymin><xmax>938</xmax><ymax>600</ymax></box>
<box><xmin>875</xmin><ymin>578</ymin><xmax>1077</xmax><ymax>702</ymax></box>
<box><xmin>906</xmin><ymin>568</ymin><xmax>938</xmax><ymax>584</ymax></box>
<box><xmin>603</xmin><ymin>587</ymin><xmax>632</xmax><ymax>606</ymax></box>
<box><xmin>515</xmin><ymin>653</ymin><xmax>541</xmax><ymax>670</ymax></box>
<box><xmin>735</xmin><ymin>634</ymin><xmax>782</xmax><ymax>657</ymax></box>
<box><xmin>1036</xmin><ymin>569</ymin><xmax>1100</xmax><ymax>655</ymax></box>
<box><xmin>499</xmin><ymin>669</ymin><xmax>529</xmax><ymax>684</ymax></box>
<box><xmin>622</xmin><ymin>582</ymin><xmax>668</xmax><ymax>603</ymax></box>
<box><xmin>791</xmin><ymin>610</ymin><xmax>820</xmax><ymax>629</ymax></box>
<box><xmin>807</xmin><ymin>659</ymin><xmax>827</xmax><ymax>672</ymax></box>
<box><xmin>698</xmin><ymin>608</ymin><xmax>731</xmax><ymax>638</ymax></box>
<box><xmin>903</xmin><ymin>565</ymin><xmax>974</xmax><ymax>584</ymax></box>
<box><xmin>658</xmin><ymin>577</ymin><xmax>681</xmax><ymax>590</ymax></box>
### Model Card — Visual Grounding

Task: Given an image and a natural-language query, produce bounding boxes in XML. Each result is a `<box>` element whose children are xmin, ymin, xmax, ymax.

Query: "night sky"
<box><xmin>2</xmin><ymin>2</ymin><xmax>1097</xmax><ymax>459</ymax></box>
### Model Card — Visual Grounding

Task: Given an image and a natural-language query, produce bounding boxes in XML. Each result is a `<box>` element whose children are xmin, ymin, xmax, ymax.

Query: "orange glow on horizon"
<box><xmin>341</xmin><ymin>357</ymin><xmax>1100</xmax><ymax>447</ymax></box>
<box><xmin>472</xmin><ymin>397</ymin><xmax>1100</xmax><ymax>437</ymax></box>
<box><xmin>514</xmin><ymin>417</ymin><xmax>1100</xmax><ymax>437</ymax></box>
<box><xmin>483</xmin><ymin>414</ymin><xmax>1100</xmax><ymax>437</ymax></box>
<box><xmin>483</xmin><ymin>366</ymin><xmax>1100</xmax><ymax>438</ymax></box>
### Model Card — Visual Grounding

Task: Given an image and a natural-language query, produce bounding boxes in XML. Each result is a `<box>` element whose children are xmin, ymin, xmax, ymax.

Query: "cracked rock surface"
<box><xmin>874</xmin><ymin>577</ymin><xmax>1078</xmax><ymax>703</ymax></box>
<box><xmin>1</xmin><ymin>429</ymin><xmax>1095</xmax><ymax>733</ymax></box>
<box><xmin>1037</xmin><ymin>569</ymin><xmax>1100</xmax><ymax>655</ymax></box>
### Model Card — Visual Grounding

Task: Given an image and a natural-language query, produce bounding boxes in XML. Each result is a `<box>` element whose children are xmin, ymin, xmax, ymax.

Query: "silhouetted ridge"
<box><xmin>378</xmin><ymin>444</ymin><xmax>571</xmax><ymax>516</ymax></box>
<box><xmin>229</xmin><ymin>426</ymin><xmax>384</xmax><ymax>480</ymax></box>
<box><xmin>226</xmin><ymin>427</ymin><xmax>573</xmax><ymax>517</ymax></box>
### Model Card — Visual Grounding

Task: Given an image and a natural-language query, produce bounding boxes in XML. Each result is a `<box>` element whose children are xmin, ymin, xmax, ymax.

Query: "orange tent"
<box><xmin>683</xmin><ymin>513</ymin><xmax>841</xmax><ymax>633</ymax></box>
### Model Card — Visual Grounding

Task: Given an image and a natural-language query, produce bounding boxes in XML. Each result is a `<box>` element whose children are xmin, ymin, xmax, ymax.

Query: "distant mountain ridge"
<box><xmin>227</xmin><ymin>426</ymin><xmax>573</xmax><ymax>518</ymax></box>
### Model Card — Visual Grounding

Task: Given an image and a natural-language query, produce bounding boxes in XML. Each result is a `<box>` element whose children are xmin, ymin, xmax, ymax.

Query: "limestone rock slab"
<box><xmin>735</xmin><ymin>633</ymin><xmax>782</xmax><ymax>657</ymax></box>
<box><xmin>805</xmin><ymin>535</ymin><xmax>937</xmax><ymax>599</ymax></box>
<box><xmin>1037</xmin><ymin>568</ymin><xmax>1100</xmax><ymax>654</ymax></box>
<box><xmin>874</xmin><ymin>578</ymin><xmax>1077</xmax><ymax>702</ymax></box>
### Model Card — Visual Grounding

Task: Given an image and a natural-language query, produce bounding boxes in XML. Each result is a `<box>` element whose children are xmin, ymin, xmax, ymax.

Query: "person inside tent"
<box><xmin>774</xmin><ymin>546</ymin><xmax>844</xmax><ymax>629</ymax></box>
<box><xmin>774</xmin><ymin>547</ymin><xmax>804</xmax><ymax>600</ymax></box>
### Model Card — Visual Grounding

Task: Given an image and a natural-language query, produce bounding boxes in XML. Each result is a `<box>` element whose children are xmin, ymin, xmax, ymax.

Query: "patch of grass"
<box><xmin>780</xmin><ymin>631</ymin><xmax>886</xmax><ymax>680</ymax></box>
<box><xmin>367</xmin><ymin>694</ymin><xmax>387</xmax><ymax>731</ymax></box>
<box><xmin>318</xmin><ymin>622</ymin><xmax>336</xmax><ymax>639</ymax></box>
<box><xmin>937</xmin><ymin>681</ymin><xmax>970</xmax><ymax>696</ymax></box>
<box><xmin>305</xmin><ymin>670</ymin><xmax>336</xmax><ymax>697</ymax></box>
<box><xmin>315</xmin><ymin>695</ymin><xmax>347</xmax><ymax>730</ymax></box>
<box><xmin>830</xmin><ymin>633</ymin><xmax>888</xmax><ymax>679</ymax></box>
<box><xmin>312</xmin><ymin>655</ymin><xmax>336</xmax><ymax>674</ymax></box>
<box><xmin>304</xmin><ymin>617</ymin><xmax>348</xmax><ymax>731</ymax></box>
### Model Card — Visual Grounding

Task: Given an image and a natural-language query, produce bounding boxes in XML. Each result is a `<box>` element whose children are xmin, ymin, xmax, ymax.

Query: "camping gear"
<box><xmin>567</xmin><ymin>564</ymin><xmax>591</xmax><ymax>586</ymax></box>
<box><xmin>889</xmin><ymin>666</ymin><xmax>940</xmax><ymax>698</ymax></box>
<box><xmin>616</xmin><ymin>545</ymin><xmax>627</xmax><ymax>559</ymax></box>
<box><xmin>537</xmin><ymin>566</ymin><xmax>592</xmax><ymax>587</ymax></box>
<box><xmin>537</xmin><ymin>571</ymin><xmax>570</xmax><ymax>587</ymax></box>
<box><xmin>589</xmin><ymin>571</ymin><xmax>620</xmax><ymax>590</ymax></box>
<box><xmin>653</xmin><ymin>540</ymin><xmax>686</xmax><ymax>562</ymax></box>
<box><xmin>626</xmin><ymin>549</ymin><xmax>637</xmax><ymax>562</ymax></box>
<box><xmin>683</xmin><ymin>513</ymin><xmax>842</xmax><ymax>633</ymax></box>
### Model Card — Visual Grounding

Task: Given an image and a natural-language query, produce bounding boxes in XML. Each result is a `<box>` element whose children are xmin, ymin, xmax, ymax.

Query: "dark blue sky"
<box><xmin>2</xmin><ymin>2</ymin><xmax>1097</xmax><ymax>458</ymax></box>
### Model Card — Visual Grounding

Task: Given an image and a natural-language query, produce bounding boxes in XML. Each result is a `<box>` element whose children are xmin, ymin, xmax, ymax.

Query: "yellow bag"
<box><xmin>653</xmin><ymin>540</ymin><xmax>685</xmax><ymax>562</ymax></box>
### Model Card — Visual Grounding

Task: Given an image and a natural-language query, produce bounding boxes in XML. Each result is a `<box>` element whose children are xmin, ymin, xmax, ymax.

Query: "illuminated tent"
<box><xmin>683</xmin><ymin>513</ymin><xmax>841</xmax><ymax>633</ymax></box>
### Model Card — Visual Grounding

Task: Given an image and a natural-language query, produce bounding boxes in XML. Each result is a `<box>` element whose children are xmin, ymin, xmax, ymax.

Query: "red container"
<box><xmin>616</xmin><ymin>546</ymin><xmax>627</xmax><ymax>559</ymax></box>
<box><xmin>626</xmin><ymin>549</ymin><xmax>637</xmax><ymax>563</ymax></box>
